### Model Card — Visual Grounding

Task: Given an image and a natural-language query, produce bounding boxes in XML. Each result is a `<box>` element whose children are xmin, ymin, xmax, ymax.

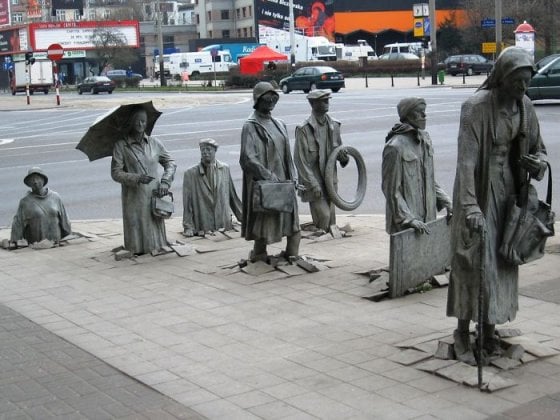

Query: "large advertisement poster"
<box><xmin>256</xmin><ymin>0</ymin><xmax>335</xmax><ymax>41</ymax></box>
<box><xmin>0</xmin><ymin>29</ymin><xmax>20</xmax><ymax>54</ymax></box>
<box><xmin>0</xmin><ymin>0</ymin><xmax>10</xmax><ymax>26</ymax></box>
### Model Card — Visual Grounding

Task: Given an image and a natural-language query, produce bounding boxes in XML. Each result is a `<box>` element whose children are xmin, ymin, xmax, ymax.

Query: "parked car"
<box><xmin>105</xmin><ymin>69</ymin><xmax>143</xmax><ymax>87</ymax></box>
<box><xmin>279</xmin><ymin>66</ymin><xmax>345</xmax><ymax>94</ymax></box>
<box><xmin>535</xmin><ymin>53</ymin><xmax>560</xmax><ymax>71</ymax></box>
<box><xmin>445</xmin><ymin>54</ymin><xmax>494</xmax><ymax>76</ymax></box>
<box><xmin>77</xmin><ymin>76</ymin><xmax>116</xmax><ymax>94</ymax></box>
<box><xmin>527</xmin><ymin>55</ymin><xmax>560</xmax><ymax>101</ymax></box>
<box><xmin>378</xmin><ymin>52</ymin><xmax>420</xmax><ymax>61</ymax></box>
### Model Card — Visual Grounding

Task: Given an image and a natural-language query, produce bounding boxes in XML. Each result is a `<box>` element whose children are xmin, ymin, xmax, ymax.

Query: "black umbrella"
<box><xmin>76</xmin><ymin>101</ymin><xmax>162</xmax><ymax>162</ymax></box>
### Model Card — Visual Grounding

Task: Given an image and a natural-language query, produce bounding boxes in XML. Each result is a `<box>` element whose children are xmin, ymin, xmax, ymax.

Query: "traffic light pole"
<box><xmin>25</xmin><ymin>62</ymin><xmax>30</xmax><ymax>105</ymax></box>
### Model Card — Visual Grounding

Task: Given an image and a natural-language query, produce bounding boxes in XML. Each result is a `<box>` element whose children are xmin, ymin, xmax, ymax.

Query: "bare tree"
<box><xmin>90</xmin><ymin>28</ymin><xmax>137</xmax><ymax>75</ymax></box>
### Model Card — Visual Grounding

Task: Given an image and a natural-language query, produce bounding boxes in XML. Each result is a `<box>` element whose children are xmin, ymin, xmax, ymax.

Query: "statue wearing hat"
<box><xmin>183</xmin><ymin>138</ymin><xmax>242</xmax><ymax>237</ymax></box>
<box><xmin>294</xmin><ymin>89</ymin><xmax>348</xmax><ymax>232</ymax></box>
<box><xmin>382</xmin><ymin>97</ymin><xmax>452</xmax><ymax>234</ymax></box>
<box><xmin>240</xmin><ymin>82</ymin><xmax>300</xmax><ymax>262</ymax></box>
<box><xmin>10</xmin><ymin>167</ymin><xmax>72</xmax><ymax>246</ymax></box>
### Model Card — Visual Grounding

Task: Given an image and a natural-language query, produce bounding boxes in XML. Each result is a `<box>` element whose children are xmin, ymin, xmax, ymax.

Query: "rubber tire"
<box><xmin>467</xmin><ymin>67</ymin><xmax>473</xmax><ymax>76</ymax></box>
<box><xmin>331</xmin><ymin>88</ymin><xmax>340</xmax><ymax>93</ymax></box>
<box><xmin>93</xmin><ymin>88</ymin><xmax>99</xmax><ymax>94</ymax></box>
<box><xmin>108</xmin><ymin>90</ymin><xmax>113</xmax><ymax>94</ymax></box>
<box><xmin>324</xmin><ymin>145</ymin><xmax>367</xmax><ymax>211</ymax></box>
<box><xmin>44</xmin><ymin>89</ymin><xmax>48</xmax><ymax>95</ymax></box>
<box><xmin>281</xmin><ymin>84</ymin><xmax>290</xmax><ymax>94</ymax></box>
<box><xmin>78</xmin><ymin>89</ymin><xmax>83</xmax><ymax>95</ymax></box>
<box><xmin>310</xmin><ymin>83</ymin><xmax>317</xmax><ymax>91</ymax></box>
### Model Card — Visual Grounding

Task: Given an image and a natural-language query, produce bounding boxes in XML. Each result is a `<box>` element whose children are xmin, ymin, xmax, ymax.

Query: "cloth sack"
<box><xmin>152</xmin><ymin>191</ymin><xmax>174</xmax><ymax>219</ymax></box>
<box><xmin>499</xmin><ymin>163</ymin><xmax>555</xmax><ymax>265</ymax></box>
<box><xmin>253</xmin><ymin>180</ymin><xmax>296</xmax><ymax>213</ymax></box>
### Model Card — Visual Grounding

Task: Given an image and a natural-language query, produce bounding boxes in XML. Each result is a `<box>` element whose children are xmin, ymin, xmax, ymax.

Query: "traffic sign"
<box><xmin>481</xmin><ymin>18</ymin><xmax>496</xmax><ymax>28</ymax></box>
<box><xmin>47</xmin><ymin>43</ymin><xmax>64</xmax><ymax>61</ymax></box>
<box><xmin>502</xmin><ymin>17</ymin><xmax>515</xmax><ymax>25</ymax></box>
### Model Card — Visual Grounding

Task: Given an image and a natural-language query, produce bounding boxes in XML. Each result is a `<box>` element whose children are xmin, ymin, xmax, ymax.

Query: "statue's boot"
<box><xmin>453</xmin><ymin>329</ymin><xmax>476</xmax><ymax>365</ymax></box>
<box><xmin>483</xmin><ymin>323</ymin><xmax>502</xmax><ymax>357</ymax></box>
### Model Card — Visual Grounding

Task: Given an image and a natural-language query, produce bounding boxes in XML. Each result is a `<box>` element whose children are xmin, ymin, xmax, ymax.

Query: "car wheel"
<box><xmin>78</xmin><ymin>89</ymin><xmax>83</xmax><ymax>95</ymax></box>
<box><xmin>93</xmin><ymin>88</ymin><xmax>99</xmax><ymax>94</ymax></box>
<box><xmin>108</xmin><ymin>90</ymin><xmax>113</xmax><ymax>94</ymax></box>
<box><xmin>310</xmin><ymin>83</ymin><xmax>317</xmax><ymax>91</ymax></box>
<box><xmin>303</xmin><ymin>88</ymin><xmax>310</xmax><ymax>93</ymax></box>
<box><xmin>331</xmin><ymin>88</ymin><xmax>340</xmax><ymax>93</ymax></box>
<box><xmin>281</xmin><ymin>84</ymin><xmax>290</xmax><ymax>94</ymax></box>
<box><xmin>467</xmin><ymin>67</ymin><xmax>473</xmax><ymax>76</ymax></box>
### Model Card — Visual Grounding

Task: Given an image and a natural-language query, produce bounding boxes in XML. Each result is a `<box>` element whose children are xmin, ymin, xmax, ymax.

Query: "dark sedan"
<box><xmin>77</xmin><ymin>76</ymin><xmax>116</xmax><ymax>94</ymax></box>
<box><xmin>446</xmin><ymin>54</ymin><xmax>494</xmax><ymax>76</ymax></box>
<box><xmin>527</xmin><ymin>56</ymin><xmax>560</xmax><ymax>101</ymax></box>
<box><xmin>279</xmin><ymin>66</ymin><xmax>345</xmax><ymax>94</ymax></box>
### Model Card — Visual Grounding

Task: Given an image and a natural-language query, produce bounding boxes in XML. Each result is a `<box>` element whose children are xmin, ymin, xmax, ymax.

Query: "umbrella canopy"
<box><xmin>76</xmin><ymin>101</ymin><xmax>162</xmax><ymax>162</ymax></box>
<box><xmin>239</xmin><ymin>46</ymin><xmax>288</xmax><ymax>75</ymax></box>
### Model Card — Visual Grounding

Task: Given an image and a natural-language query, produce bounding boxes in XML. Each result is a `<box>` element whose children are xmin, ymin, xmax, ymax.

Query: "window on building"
<box><xmin>163</xmin><ymin>35</ymin><xmax>174</xmax><ymax>50</ymax></box>
<box><xmin>10</xmin><ymin>0</ymin><xmax>18</xmax><ymax>5</ymax></box>
<box><xmin>243</xmin><ymin>27</ymin><xmax>247</xmax><ymax>37</ymax></box>
<box><xmin>88</xmin><ymin>9</ymin><xmax>96</xmax><ymax>20</ymax></box>
<box><xmin>12</xmin><ymin>12</ymin><xmax>23</xmax><ymax>22</ymax></box>
<box><xmin>103</xmin><ymin>9</ymin><xmax>111</xmax><ymax>19</ymax></box>
<box><xmin>196</xmin><ymin>14</ymin><xmax>199</xmax><ymax>24</ymax></box>
<box><xmin>249</xmin><ymin>26</ymin><xmax>253</xmax><ymax>37</ymax></box>
<box><xmin>242</xmin><ymin>7</ymin><xmax>246</xmax><ymax>18</ymax></box>
<box><xmin>248</xmin><ymin>5</ymin><xmax>252</xmax><ymax>17</ymax></box>
<box><xmin>221</xmin><ymin>10</ymin><xmax>229</xmax><ymax>20</ymax></box>
<box><xmin>74</xmin><ymin>10</ymin><xmax>80</xmax><ymax>20</ymax></box>
<box><xmin>236</xmin><ymin>8</ymin><xmax>240</xmax><ymax>19</ymax></box>
<box><xmin>208</xmin><ymin>30</ymin><xmax>213</xmax><ymax>38</ymax></box>
<box><xmin>222</xmin><ymin>30</ymin><xmax>230</xmax><ymax>38</ymax></box>
<box><xmin>237</xmin><ymin>29</ymin><xmax>241</xmax><ymax>38</ymax></box>
<box><xmin>56</xmin><ymin>10</ymin><xmax>66</xmax><ymax>21</ymax></box>
<box><xmin>207</xmin><ymin>11</ymin><xmax>211</xmax><ymax>21</ymax></box>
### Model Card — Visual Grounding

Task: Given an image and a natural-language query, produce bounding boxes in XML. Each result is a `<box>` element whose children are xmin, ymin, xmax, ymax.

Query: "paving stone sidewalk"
<box><xmin>1</xmin><ymin>215</ymin><xmax>559</xmax><ymax>419</ymax></box>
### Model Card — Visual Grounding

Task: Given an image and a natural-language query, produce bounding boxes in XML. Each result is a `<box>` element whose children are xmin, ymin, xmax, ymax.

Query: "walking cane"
<box><xmin>477</xmin><ymin>226</ymin><xmax>486</xmax><ymax>391</ymax></box>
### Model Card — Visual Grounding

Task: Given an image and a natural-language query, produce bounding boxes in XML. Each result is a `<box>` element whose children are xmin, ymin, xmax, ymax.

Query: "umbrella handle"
<box><xmin>478</xmin><ymin>227</ymin><xmax>486</xmax><ymax>391</ymax></box>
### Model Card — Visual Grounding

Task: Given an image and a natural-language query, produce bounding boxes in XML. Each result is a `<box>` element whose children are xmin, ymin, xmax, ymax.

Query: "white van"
<box><xmin>168</xmin><ymin>51</ymin><xmax>235</xmax><ymax>78</ymax></box>
<box><xmin>379</xmin><ymin>42</ymin><xmax>426</xmax><ymax>60</ymax></box>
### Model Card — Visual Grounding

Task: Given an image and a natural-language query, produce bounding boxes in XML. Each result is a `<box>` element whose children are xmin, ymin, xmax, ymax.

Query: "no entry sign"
<box><xmin>47</xmin><ymin>43</ymin><xmax>64</xmax><ymax>61</ymax></box>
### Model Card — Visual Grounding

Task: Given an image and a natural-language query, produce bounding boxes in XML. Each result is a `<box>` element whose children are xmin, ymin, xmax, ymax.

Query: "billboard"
<box><xmin>0</xmin><ymin>0</ymin><xmax>10</xmax><ymax>26</ymax></box>
<box><xmin>29</xmin><ymin>20</ymin><xmax>140</xmax><ymax>51</ymax></box>
<box><xmin>0</xmin><ymin>28</ymin><xmax>21</xmax><ymax>54</ymax></box>
<box><xmin>333</xmin><ymin>0</ymin><xmax>462</xmax><ymax>11</ymax></box>
<box><xmin>256</xmin><ymin>0</ymin><xmax>335</xmax><ymax>41</ymax></box>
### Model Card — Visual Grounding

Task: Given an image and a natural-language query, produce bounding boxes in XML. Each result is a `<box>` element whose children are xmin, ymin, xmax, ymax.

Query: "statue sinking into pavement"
<box><xmin>382</xmin><ymin>97</ymin><xmax>452</xmax><ymax>235</ymax></box>
<box><xmin>239</xmin><ymin>81</ymin><xmax>300</xmax><ymax>263</ymax></box>
<box><xmin>11</xmin><ymin>167</ymin><xmax>72</xmax><ymax>246</ymax></box>
<box><xmin>294</xmin><ymin>89</ymin><xmax>349</xmax><ymax>233</ymax></box>
<box><xmin>182</xmin><ymin>138</ymin><xmax>242</xmax><ymax>237</ymax></box>
<box><xmin>447</xmin><ymin>47</ymin><xmax>549</xmax><ymax>365</ymax></box>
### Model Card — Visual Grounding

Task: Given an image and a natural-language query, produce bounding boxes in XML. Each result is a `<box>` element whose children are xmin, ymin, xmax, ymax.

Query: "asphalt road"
<box><xmin>1</xmin><ymin>88</ymin><xmax>559</xmax><ymax>227</ymax></box>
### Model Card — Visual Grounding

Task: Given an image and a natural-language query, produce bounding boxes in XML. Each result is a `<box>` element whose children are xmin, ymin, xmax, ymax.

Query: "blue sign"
<box><xmin>502</xmin><ymin>17</ymin><xmax>515</xmax><ymax>25</ymax></box>
<box><xmin>424</xmin><ymin>17</ymin><xmax>430</xmax><ymax>34</ymax></box>
<box><xmin>481</xmin><ymin>18</ymin><xmax>496</xmax><ymax>28</ymax></box>
<box><xmin>3</xmin><ymin>61</ymin><xmax>14</xmax><ymax>71</ymax></box>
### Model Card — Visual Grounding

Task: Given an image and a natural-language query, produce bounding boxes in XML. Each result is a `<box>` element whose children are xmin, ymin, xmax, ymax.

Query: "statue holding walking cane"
<box><xmin>447</xmin><ymin>47</ymin><xmax>550</xmax><ymax>376</ymax></box>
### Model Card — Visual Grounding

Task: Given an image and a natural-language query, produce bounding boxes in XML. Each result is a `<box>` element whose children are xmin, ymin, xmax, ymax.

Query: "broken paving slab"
<box><xmin>434</xmin><ymin>341</ymin><xmax>455</xmax><ymax>360</ymax></box>
<box><xmin>171</xmin><ymin>244</ymin><xmax>196</xmax><ymax>257</ymax></box>
<box><xmin>431</xmin><ymin>273</ymin><xmax>449</xmax><ymax>287</ymax></box>
<box><xmin>388</xmin><ymin>349</ymin><xmax>432</xmax><ymax>366</ymax></box>
<box><xmin>241</xmin><ymin>261</ymin><xmax>277</xmax><ymax>276</ymax></box>
<box><xmin>491</xmin><ymin>357</ymin><xmax>522</xmax><ymax>370</ymax></box>
<box><xmin>194</xmin><ymin>244</ymin><xmax>220</xmax><ymax>253</ymax></box>
<box><xmin>497</xmin><ymin>328</ymin><xmax>523</xmax><ymax>338</ymax></box>
<box><xmin>502</xmin><ymin>337</ymin><xmax>560</xmax><ymax>358</ymax></box>
<box><xmin>395</xmin><ymin>332</ymin><xmax>451</xmax><ymax>349</ymax></box>
<box><xmin>276</xmin><ymin>264</ymin><xmax>308</xmax><ymax>276</ymax></box>
<box><xmin>414</xmin><ymin>358</ymin><xmax>458</xmax><ymax>373</ymax></box>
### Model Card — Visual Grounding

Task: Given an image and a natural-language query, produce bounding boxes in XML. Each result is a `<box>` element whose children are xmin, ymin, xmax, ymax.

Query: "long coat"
<box><xmin>11</xmin><ymin>189</ymin><xmax>71</xmax><ymax>244</ymax></box>
<box><xmin>382</xmin><ymin>124</ymin><xmax>451</xmax><ymax>234</ymax></box>
<box><xmin>240</xmin><ymin>112</ymin><xmax>299</xmax><ymax>244</ymax></box>
<box><xmin>111</xmin><ymin>134</ymin><xmax>176</xmax><ymax>255</ymax></box>
<box><xmin>447</xmin><ymin>91</ymin><xmax>547</xmax><ymax>324</ymax></box>
<box><xmin>294</xmin><ymin>113</ymin><xmax>343</xmax><ymax>202</ymax></box>
<box><xmin>182</xmin><ymin>160</ymin><xmax>242</xmax><ymax>233</ymax></box>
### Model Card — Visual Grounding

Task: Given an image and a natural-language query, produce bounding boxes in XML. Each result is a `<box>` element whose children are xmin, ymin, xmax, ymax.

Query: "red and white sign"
<box><xmin>47</xmin><ymin>43</ymin><xmax>64</xmax><ymax>61</ymax></box>
<box><xmin>29</xmin><ymin>20</ymin><xmax>140</xmax><ymax>51</ymax></box>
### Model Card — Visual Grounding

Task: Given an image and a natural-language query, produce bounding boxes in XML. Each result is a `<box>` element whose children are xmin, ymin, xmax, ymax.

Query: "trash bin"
<box><xmin>438</xmin><ymin>69</ymin><xmax>445</xmax><ymax>85</ymax></box>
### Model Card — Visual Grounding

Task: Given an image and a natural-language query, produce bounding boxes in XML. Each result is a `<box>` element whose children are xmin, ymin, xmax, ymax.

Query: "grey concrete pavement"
<box><xmin>1</xmin><ymin>215</ymin><xmax>560</xmax><ymax>419</ymax></box>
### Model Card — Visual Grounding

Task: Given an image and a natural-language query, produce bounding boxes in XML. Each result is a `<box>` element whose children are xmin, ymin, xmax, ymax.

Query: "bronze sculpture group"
<box><xmin>9</xmin><ymin>47</ymin><xmax>553</xmax><ymax>380</ymax></box>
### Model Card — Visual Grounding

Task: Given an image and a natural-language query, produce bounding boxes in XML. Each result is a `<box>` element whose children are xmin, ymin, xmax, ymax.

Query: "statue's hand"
<box><xmin>446</xmin><ymin>206</ymin><xmax>453</xmax><ymax>223</ymax></box>
<box><xmin>466</xmin><ymin>213</ymin><xmax>484</xmax><ymax>233</ymax></box>
<box><xmin>157</xmin><ymin>185</ymin><xmax>169</xmax><ymax>197</ymax></box>
<box><xmin>337</xmin><ymin>149</ymin><xmax>350</xmax><ymax>167</ymax></box>
<box><xmin>409</xmin><ymin>220</ymin><xmax>430</xmax><ymax>234</ymax></box>
<box><xmin>519</xmin><ymin>154</ymin><xmax>546</xmax><ymax>178</ymax></box>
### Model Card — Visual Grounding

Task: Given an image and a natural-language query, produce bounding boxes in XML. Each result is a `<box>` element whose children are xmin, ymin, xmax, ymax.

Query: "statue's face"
<box><xmin>131</xmin><ymin>110</ymin><xmax>148</xmax><ymax>134</ymax></box>
<box><xmin>406</xmin><ymin>103</ymin><xmax>427</xmax><ymax>130</ymax></box>
<box><xmin>256</xmin><ymin>92</ymin><xmax>278</xmax><ymax>113</ymax></box>
<box><xmin>310</xmin><ymin>98</ymin><xmax>329</xmax><ymax>115</ymax></box>
<box><xmin>500</xmin><ymin>67</ymin><xmax>532</xmax><ymax>102</ymax></box>
<box><xmin>200</xmin><ymin>145</ymin><xmax>217</xmax><ymax>165</ymax></box>
<box><xmin>27</xmin><ymin>174</ymin><xmax>45</xmax><ymax>194</ymax></box>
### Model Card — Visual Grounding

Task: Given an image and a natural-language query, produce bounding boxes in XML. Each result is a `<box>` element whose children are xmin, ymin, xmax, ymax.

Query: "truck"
<box><xmin>9</xmin><ymin>59</ymin><xmax>54</xmax><ymax>95</ymax></box>
<box><xmin>201</xmin><ymin>43</ymin><xmax>262</xmax><ymax>63</ymax></box>
<box><xmin>154</xmin><ymin>54</ymin><xmax>171</xmax><ymax>79</ymax></box>
<box><xmin>335</xmin><ymin>40</ymin><xmax>377</xmax><ymax>61</ymax></box>
<box><xmin>167</xmin><ymin>50</ymin><xmax>236</xmax><ymax>79</ymax></box>
<box><xmin>378</xmin><ymin>42</ymin><xmax>428</xmax><ymax>60</ymax></box>
<box><xmin>259</xmin><ymin>29</ymin><xmax>336</xmax><ymax>62</ymax></box>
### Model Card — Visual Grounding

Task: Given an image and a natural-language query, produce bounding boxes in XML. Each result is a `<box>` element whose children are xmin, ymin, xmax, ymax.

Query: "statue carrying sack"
<box><xmin>252</xmin><ymin>181</ymin><xmax>296</xmax><ymax>213</ymax></box>
<box><xmin>499</xmin><ymin>162</ymin><xmax>555</xmax><ymax>265</ymax></box>
<box><xmin>152</xmin><ymin>190</ymin><xmax>174</xmax><ymax>219</ymax></box>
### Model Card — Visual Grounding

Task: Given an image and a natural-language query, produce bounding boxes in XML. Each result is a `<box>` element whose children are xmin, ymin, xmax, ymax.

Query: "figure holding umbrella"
<box><xmin>77</xmin><ymin>102</ymin><xmax>177</xmax><ymax>255</ymax></box>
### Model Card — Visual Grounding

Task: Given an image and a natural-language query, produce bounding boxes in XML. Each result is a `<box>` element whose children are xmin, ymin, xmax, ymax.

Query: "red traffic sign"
<box><xmin>47</xmin><ymin>43</ymin><xmax>64</xmax><ymax>61</ymax></box>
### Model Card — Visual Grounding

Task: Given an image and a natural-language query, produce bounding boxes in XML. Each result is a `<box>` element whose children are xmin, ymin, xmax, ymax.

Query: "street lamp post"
<box><xmin>156</xmin><ymin>0</ymin><xmax>167</xmax><ymax>86</ymax></box>
<box><xmin>289</xmin><ymin>0</ymin><xmax>296</xmax><ymax>67</ymax></box>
